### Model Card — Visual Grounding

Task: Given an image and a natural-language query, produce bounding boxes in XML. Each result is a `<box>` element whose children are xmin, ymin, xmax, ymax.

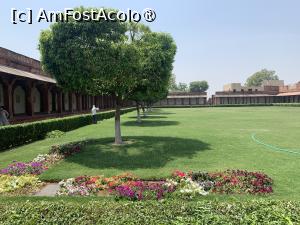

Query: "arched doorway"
<box><xmin>13</xmin><ymin>85</ymin><xmax>26</xmax><ymax>115</ymax></box>
<box><xmin>33</xmin><ymin>87</ymin><xmax>41</xmax><ymax>113</ymax></box>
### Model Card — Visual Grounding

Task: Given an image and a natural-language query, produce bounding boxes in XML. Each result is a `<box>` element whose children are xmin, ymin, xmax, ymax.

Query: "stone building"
<box><xmin>212</xmin><ymin>80</ymin><xmax>300</xmax><ymax>105</ymax></box>
<box><xmin>154</xmin><ymin>92</ymin><xmax>207</xmax><ymax>106</ymax></box>
<box><xmin>0</xmin><ymin>47</ymin><xmax>130</xmax><ymax>124</ymax></box>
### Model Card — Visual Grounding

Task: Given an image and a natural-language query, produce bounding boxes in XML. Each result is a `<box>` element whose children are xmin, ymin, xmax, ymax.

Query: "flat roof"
<box><xmin>214</xmin><ymin>94</ymin><xmax>274</xmax><ymax>97</ymax></box>
<box><xmin>167</xmin><ymin>95</ymin><xmax>207</xmax><ymax>98</ymax></box>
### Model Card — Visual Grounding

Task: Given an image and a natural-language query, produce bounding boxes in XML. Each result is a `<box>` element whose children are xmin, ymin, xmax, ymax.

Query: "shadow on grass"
<box><xmin>147</xmin><ymin>109</ymin><xmax>176</xmax><ymax>115</ymax></box>
<box><xmin>64</xmin><ymin>136</ymin><xmax>210</xmax><ymax>170</ymax></box>
<box><xmin>122</xmin><ymin>120</ymin><xmax>179</xmax><ymax>127</ymax></box>
<box><xmin>128</xmin><ymin>116</ymin><xmax>168</xmax><ymax>119</ymax></box>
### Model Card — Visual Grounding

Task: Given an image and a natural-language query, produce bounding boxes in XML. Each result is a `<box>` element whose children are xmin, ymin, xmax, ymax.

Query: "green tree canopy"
<box><xmin>177</xmin><ymin>83</ymin><xmax>188</xmax><ymax>92</ymax></box>
<box><xmin>169</xmin><ymin>74</ymin><xmax>178</xmax><ymax>91</ymax></box>
<box><xmin>39</xmin><ymin>7</ymin><xmax>141</xmax><ymax>144</ymax></box>
<box><xmin>189</xmin><ymin>81</ymin><xmax>209</xmax><ymax>92</ymax></box>
<box><xmin>129</xmin><ymin>30</ymin><xmax>177</xmax><ymax>121</ymax></box>
<box><xmin>245</xmin><ymin>69</ymin><xmax>279</xmax><ymax>87</ymax></box>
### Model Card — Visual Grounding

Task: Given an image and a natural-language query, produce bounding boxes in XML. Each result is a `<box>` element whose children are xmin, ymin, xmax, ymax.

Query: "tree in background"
<box><xmin>129</xmin><ymin>31</ymin><xmax>177</xmax><ymax>122</ymax></box>
<box><xmin>169</xmin><ymin>74</ymin><xmax>178</xmax><ymax>91</ymax></box>
<box><xmin>177</xmin><ymin>83</ymin><xmax>188</xmax><ymax>92</ymax></box>
<box><xmin>39</xmin><ymin>7</ymin><xmax>141</xmax><ymax>144</ymax></box>
<box><xmin>245</xmin><ymin>69</ymin><xmax>279</xmax><ymax>87</ymax></box>
<box><xmin>189</xmin><ymin>81</ymin><xmax>209</xmax><ymax>92</ymax></box>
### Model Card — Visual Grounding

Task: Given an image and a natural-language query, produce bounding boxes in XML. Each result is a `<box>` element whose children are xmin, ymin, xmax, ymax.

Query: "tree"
<box><xmin>245</xmin><ymin>69</ymin><xmax>279</xmax><ymax>87</ymax></box>
<box><xmin>169</xmin><ymin>74</ymin><xmax>178</xmax><ymax>91</ymax></box>
<box><xmin>189</xmin><ymin>81</ymin><xmax>209</xmax><ymax>92</ymax></box>
<box><xmin>129</xmin><ymin>31</ymin><xmax>177</xmax><ymax>122</ymax></box>
<box><xmin>177</xmin><ymin>83</ymin><xmax>188</xmax><ymax>92</ymax></box>
<box><xmin>39</xmin><ymin>7</ymin><xmax>141</xmax><ymax>144</ymax></box>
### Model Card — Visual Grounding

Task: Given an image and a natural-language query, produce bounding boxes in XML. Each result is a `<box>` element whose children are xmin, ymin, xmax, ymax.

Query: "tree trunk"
<box><xmin>142</xmin><ymin>105</ymin><xmax>146</xmax><ymax>117</ymax></box>
<box><xmin>136</xmin><ymin>103</ymin><xmax>141</xmax><ymax>123</ymax></box>
<box><xmin>114</xmin><ymin>96</ymin><xmax>122</xmax><ymax>145</ymax></box>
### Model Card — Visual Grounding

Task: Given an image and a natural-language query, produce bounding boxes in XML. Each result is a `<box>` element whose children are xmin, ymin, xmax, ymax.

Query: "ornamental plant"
<box><xmin>57</xmin><ymin>173</ymin><xmax>138</xmax><ymax>196</ymax></box>
<box><xmin>192</xmin><ymin>170</ymin><xmax>273</xmax><ymax>194</ymax></box>
<box><xmin>0</xmin><ymin>175</ymin><xmax>41</xmax><ymax>195</ymax></box>
<box><xmin>0</xmin><ymin>162</ymin><xmax>46</xmax><ymax>176</ymax></box>
<box><xmin>32</xmin><ymin>154</ymin><xmax>62</xmax><ymax>165</ymax></box>
<box><xmin>170</xmin><ymin>170</ymin><xmax>209</xmax><ymax>198</ymax></box>
<box><xmin>0</xmin><ymin>153</ymin><xmax>62</xmax><ymax>176</ymax></box>
<box><xmin>45</xmin><ymin>130</ymin><xmax>65</xmax><ymax>139</ymax></box>
<box><xmin>114</xmin><ymin>180</ymin><xmax>176</xmax><ymax>201</ymax></box>
<box><xmin>49</xmin><ymin>141</ymin><xmax>86</xmax><ymax>157</ymax></box>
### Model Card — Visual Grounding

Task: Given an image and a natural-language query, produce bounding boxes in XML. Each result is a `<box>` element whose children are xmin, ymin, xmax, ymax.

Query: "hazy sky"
<box><xmin>1</xmin><ymin>0</ymin><xmax>299</xmax><ymax>95</ymax></box>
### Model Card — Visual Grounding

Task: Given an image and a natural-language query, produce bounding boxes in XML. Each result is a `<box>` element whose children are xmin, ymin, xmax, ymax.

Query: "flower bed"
<box><xmin>114</xmin><ymin>180</ymin><xmax>177</xmax><ymax>200</ymax></box>
<box><xmin>1</xmin><ymin>142</ymin><xmax>84</xmax><ymax>176</ymax></box>
<box><xmin>57</xmin><ymin>170</ymin><xmax>273</xmax><ymax>200</ymax></box>
<box><xmin>0</xmin><ymin>175</ymin><xmax>41</xmax><ymax>195</ymax></box>
<box><xmin>0</xmin><ymin>154</ymin><xmax>62</xmax><ymax>176</ymax></box>
<box><xmin>57</xmin><ymin>173</ymin><xmax>138</xmax><ymax>196</ymax></box>
<box><xmin>190</xmin><ymin>170</ymin><xmax>273</xmax><ymax>194</ymax></box>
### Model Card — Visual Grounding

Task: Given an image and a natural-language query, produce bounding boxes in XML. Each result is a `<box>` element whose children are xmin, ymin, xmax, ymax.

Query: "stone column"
<box><xmin>25</xmin><ymin>80</ymin><xmax>34</xmax><ymax>116</ymax></box>
<box><xmin>41</xmin><ymin>84</ymin><xmax>50</xmax><ymax>114</ymax></box>
<box><xmin>77</xmin><ymin>94</ymin><xmax>82</xmax><ymax>112</ymax></box>
<box><xmin>57</xmin><ymin>91</ymin><xmax>63</xmax><ymax>113</ymax></box>
<box><xmin>69</xmin><ymin>92</ymin><xmax>73</xmax><ymax>112</ymax></box>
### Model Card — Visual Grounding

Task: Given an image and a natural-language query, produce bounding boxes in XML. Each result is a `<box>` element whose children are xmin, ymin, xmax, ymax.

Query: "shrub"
<box><xmin>0</xmin><ymin>108</ymin><xmax>134</xmax><ymax>151</ymax></box>
<box><xmin>45</xmin><ymin>130</ymin><xmax>65</xmax><ymax>139</ymax></box>
<box><xmin>49</xmin><ymin>141</ymin><xmax>86</xmax><ymax>157</ymax></box>
<box><xmin>0</xmin><ymin>200</ymin><xmax>299</xmax><ymax>224</ymax></box>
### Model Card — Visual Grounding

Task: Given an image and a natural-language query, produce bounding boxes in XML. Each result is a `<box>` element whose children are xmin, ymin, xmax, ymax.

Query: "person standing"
<box><xmin>91</xmin><ymin>105</ymin><xmax>99</xmax><ymax>124</ymax></box>
<box><xmin>0</xmin><ymin>106</ymin><xmax>10</xmax><ymax>126</ymax></box>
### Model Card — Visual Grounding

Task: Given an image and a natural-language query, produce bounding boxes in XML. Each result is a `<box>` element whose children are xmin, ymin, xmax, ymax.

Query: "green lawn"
<box><xmin>1</xmin><ymin>107</ymin><xmax>300</xmax><ymax>200</ymax></box>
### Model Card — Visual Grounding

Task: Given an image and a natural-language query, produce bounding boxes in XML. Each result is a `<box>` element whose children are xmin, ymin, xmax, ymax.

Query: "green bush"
<box><xmin>45</xmin><ymin>130</ymin><xmax>65</xmax><ymax>139</ymax></box>
<box><xmin>0</xmin><ymin>108</ymin><xmax>134</xmax><ymax>151</ymax></box>
<box><xmin>49</xmin><ymin>141</ymin><xmax>87</xmax><ymax>156</ymax></box>
<box><xmin>273</xmin><ymin>103</ymin><xmax>300</xmax><ymax>107</ymax></box>
<box><xmin>0</xmin><ymin>199</ymin><xmax>299</xmax><ymax>224</ymax></box>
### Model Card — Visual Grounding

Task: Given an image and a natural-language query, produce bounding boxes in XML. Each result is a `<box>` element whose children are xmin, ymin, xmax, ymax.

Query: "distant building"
<box><xmin>0</xmin><ymin>47</ymin><xmax>131</xmax><ymax>124</ymax></box>
<box><xmin>155</xmin><ymin>92</ymin><xmax>207</xmax><ymax>106</ymax></box>
<box><xmin>212</xmin><ymin>80</ymin><xmax>300</xmax><ymax>105</ymax></box>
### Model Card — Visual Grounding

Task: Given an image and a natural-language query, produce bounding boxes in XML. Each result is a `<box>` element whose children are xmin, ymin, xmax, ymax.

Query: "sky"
<box><xmin>0</xmin><ymin>0</ymin><xmax>300</xmax><ymax>95</ymax></box>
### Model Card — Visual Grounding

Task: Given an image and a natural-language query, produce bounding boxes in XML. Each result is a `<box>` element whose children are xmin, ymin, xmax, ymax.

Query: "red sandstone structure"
<box><xmin>154</xmin><ymin>92</ymin><xmax>207</xmax><ymax>106</ymax></box>
<box><xmin>0</xmin><ymin>47</ymin><xmax>131</xmax><ymax>124</ymax></box>
<box><xmin>212</xmin><ymin>80</ymin><xmax>300</xmax><ymax>105</ymax></box>
<box><xmin>1</xmin><ymin>47</ymin><xmax>299</xmax><ymax>124</ymax></box>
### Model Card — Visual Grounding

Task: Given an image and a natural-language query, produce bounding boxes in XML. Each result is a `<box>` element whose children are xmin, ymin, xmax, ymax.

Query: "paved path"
<box><xmin>35</xmin><ymin>183</ymin><xmax>60</xmax><ymax>197</ymax></box>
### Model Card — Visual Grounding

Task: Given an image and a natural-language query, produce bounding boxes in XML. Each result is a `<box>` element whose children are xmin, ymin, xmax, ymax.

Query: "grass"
<box><xmin>1</xmin><ymin>107</ymin><xmax>300</xmax><ymax>200</ymax></box>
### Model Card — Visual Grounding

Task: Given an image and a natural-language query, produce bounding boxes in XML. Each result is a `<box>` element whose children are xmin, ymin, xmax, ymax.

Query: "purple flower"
<box><xmin>115</xmin><ymin>186</ymin><xmax>136</xmax><ymax>199</ymax></box>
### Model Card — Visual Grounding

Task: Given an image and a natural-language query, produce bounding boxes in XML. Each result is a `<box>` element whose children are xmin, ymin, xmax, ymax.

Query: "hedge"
<box><xmin>0</xmin><ymin>199</ymin><xmax>299</xmax><ymax>224</ymax></box>
<box><xmin>0</xmin><ymin>108</ymin><xmax>134</xmax><ymax>151</ymax></box>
